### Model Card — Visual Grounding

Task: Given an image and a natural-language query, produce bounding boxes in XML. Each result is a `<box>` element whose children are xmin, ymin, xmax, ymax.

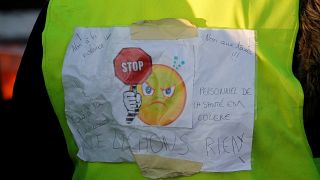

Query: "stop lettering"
<box><xmin>114</xmin><ymin>48</ymin><xmax>152</xmax><ymax>85</ymax></box>
<box><xmin>121</xmin><ymin>61</ymin><xmax>144</xmax><ymax>72</ymax></box>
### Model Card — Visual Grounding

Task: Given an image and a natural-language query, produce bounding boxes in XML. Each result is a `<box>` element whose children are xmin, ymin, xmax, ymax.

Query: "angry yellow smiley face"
<box><xmin>137</xmin><ymin>64</ymin><xmax>186</xmax><ymax>126</ymax></box>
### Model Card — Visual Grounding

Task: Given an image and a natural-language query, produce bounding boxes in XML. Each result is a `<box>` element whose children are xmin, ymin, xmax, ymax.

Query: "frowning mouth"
<box><xmin>150</xmin><ymin>101</ymin><xmax>167</xmax><ymax>107</ymax></box>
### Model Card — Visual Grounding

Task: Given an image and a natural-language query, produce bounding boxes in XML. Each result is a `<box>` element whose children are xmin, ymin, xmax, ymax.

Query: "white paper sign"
<box><xmin>62</xmin><ymin>27</ymin><xmax>255</xmax><ymax>172</ymax></box>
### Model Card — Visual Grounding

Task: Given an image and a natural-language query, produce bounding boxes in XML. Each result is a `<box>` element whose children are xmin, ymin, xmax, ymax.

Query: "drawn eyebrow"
<box><xmin>160</xmin><ymin>85</ymin><xmax>176</xmax><ymax>91</ymax></box>
<box><xmin>144</xmin><ymin>81</ymin><xmax>154</xmax><ymax>89</ymax></box>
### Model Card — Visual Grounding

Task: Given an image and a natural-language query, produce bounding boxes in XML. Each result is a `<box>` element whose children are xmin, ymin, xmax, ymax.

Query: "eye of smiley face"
<box><xmin>162</xmin><ymin>86</ymin><xmax>175</xmax><ymax>97</ymax></box>
<box><xmin>142</xmin><ymin>82</ymin><xmax>154</xmax><ymax>96</ymax></box>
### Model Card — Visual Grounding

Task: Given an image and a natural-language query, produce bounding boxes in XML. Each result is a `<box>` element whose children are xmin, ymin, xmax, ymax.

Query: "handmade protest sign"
<box><xmin>62</xmin><ymin>26</ymin><xmax>255</xmax><ymax>175</ymax></box>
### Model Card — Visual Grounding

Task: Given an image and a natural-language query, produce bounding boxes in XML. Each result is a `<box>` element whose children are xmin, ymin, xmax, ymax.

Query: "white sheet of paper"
<box><xmin>62</xmin><ymin>27</ymin><xmax>255</xmax><ymax>172</ymax></box>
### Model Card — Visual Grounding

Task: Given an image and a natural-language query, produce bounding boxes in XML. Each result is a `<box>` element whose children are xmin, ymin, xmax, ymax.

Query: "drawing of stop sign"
<box><xmin>114</xmin><ymin>48</ymin><xmax>152</xmax><ymax>85</ymax></box>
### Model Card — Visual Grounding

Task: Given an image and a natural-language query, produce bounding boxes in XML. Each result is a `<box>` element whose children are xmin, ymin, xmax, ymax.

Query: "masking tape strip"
<box><xmin>134</xmin><ymin>154</ymin><xmax>202</xmax><ymax>179</ymax></box>
<box><xmin>130</xmin><ymin>18</ymin><xmax>198</xmax><ymax>40</ymax></box>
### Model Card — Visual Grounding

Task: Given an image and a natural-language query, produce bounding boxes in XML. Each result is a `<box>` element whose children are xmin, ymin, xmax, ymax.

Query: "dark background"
<box><xmin>0</xmin><ymin>1</ymin><xmax>46</xmax><ymax>11</ymax></box>
<box><xmin>0</xmin><ymin>1</ymin><xmax>47</xmax><ymax>113</ymax></box>
<box><xmin>1</xmin><ymin>2</ymin><xmax>74</xmax><ymax>179</ymax></box>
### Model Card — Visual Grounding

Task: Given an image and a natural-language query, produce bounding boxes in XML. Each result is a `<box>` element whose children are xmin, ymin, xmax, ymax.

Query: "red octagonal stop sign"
<box><xmin>114</xmin><ymin>48</ymin><xmax>152</xmax><ymax>85</ymax></box>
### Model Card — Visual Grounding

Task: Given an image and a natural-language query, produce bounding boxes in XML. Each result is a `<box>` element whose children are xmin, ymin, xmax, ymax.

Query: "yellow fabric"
<box><xmin>315</xmin><ymin>158</ymin><xmax>320</xmax><ymax>172</ymax></box>
<box><xmin>42</xmin><ymin>0</ymin><xmax>320</xmax><ymax>179</ymax></box>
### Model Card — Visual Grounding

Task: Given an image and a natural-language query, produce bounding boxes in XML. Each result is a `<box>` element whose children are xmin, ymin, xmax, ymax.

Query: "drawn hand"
<box><xmin>123</xmin><ymin>91</ymin><xmax>142</xmax><ymax>116</ymax></box>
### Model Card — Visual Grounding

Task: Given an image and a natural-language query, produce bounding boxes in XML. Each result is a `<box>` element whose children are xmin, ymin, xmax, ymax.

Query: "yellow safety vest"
<box><xmin>42</xmin><ymin>0</ymin><xmax>320</xmax><ymax>179</ymax></box>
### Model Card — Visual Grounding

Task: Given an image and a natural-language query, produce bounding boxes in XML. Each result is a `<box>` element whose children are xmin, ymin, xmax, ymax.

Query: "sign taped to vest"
<box><xmin>62</xmin><ymin>27</ymin><xmax>255</xmax><ymax>174</ymax></box>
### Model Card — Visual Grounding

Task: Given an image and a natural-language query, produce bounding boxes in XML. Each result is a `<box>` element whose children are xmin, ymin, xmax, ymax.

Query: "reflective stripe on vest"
<box><xmin>42</xmin><ymin>0</ymin><xmax>320</xmax><ymax>179</ymax></box>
